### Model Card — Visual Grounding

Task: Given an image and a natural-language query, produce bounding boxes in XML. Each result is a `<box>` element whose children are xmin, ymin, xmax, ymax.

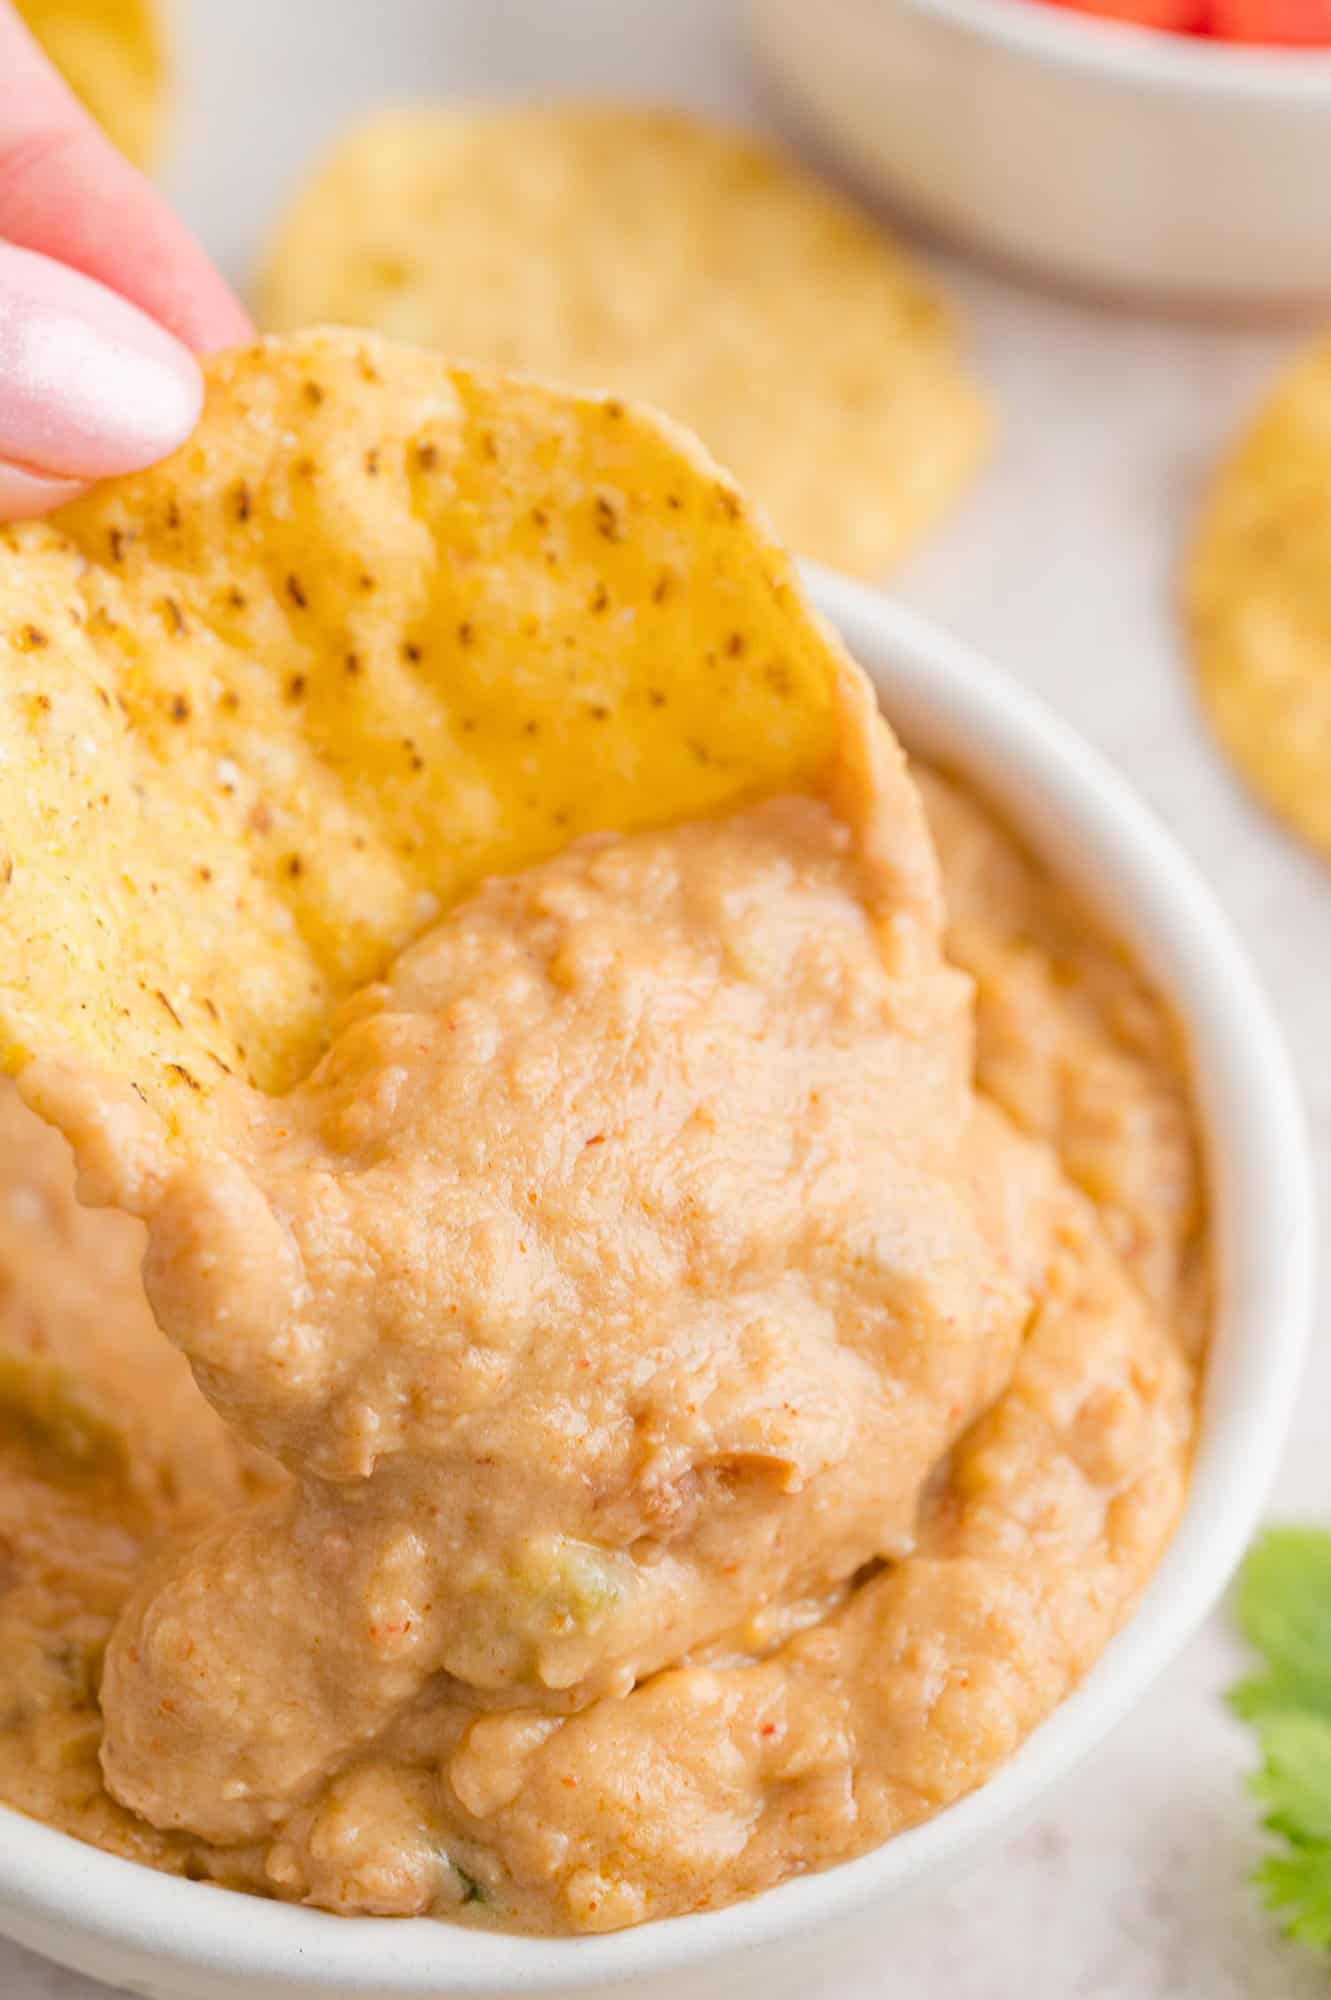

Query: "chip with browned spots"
<box><xmin>0</xmin><ymin>327</ymin><xmax>884</xmax><ymax>1142</ymax></box>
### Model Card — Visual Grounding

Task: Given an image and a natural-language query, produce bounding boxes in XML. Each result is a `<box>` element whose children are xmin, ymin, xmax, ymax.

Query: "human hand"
<box><xmin>0</xmin><ymin>1</ymin><xmax>252</xmax><ymax>521</ymax></box>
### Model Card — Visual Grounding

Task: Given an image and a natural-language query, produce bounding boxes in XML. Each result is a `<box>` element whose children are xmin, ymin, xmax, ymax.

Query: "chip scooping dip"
<box><xmin>15</xmin><ymin>0</ymin><xmax>165</xmax><ymax>168</ymax></box>
<box><xmin>0</xmin><ymin>329</ymin><xmax>867</xmax><ymax>1143</ymax></box>
<box><xmin>1185</xmin><ymin>335</ymin><xmax>1331</xmax><ymax>863</ymax></box>
<box><xmin>257</xmin><ymin>104</ymin><xmax>990</xmax><ymax>577</ymax></box>
<box><xmin>0</xmin><ymin>330</ymin><xmax>1203</xmax><ymax>1934</ymax></box>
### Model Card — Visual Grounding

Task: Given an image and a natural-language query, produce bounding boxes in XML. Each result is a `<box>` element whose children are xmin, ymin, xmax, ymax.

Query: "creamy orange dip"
<box><xmin>0</xmin><ymin>758</ymin><xmax>1204</xmax><ymax>1936</ymax></box>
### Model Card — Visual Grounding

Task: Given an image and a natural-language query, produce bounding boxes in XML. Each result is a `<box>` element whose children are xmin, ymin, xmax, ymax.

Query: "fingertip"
<box><xmin>189</xmin><ymin>291</ymin><xmax>257</xmax><ymax>358</ymax></box>
<box><xmin>0</xmin><ymin>458</ymin><xmax>86</xmax><ymax>522</ymax></box>
<box><xmin>130</xmin><ymin>252</ymin><xmax>256</xmax><ymax>358</ymax></box>
<box><xmin>0</xmin><ymin>242</ymin><xmax>205</xmax><ymax>483</ymax></box>
<box><xmin>0</xmin><ymin>16</ymin><xmax>247</xmax><ymax>365</ymax></box>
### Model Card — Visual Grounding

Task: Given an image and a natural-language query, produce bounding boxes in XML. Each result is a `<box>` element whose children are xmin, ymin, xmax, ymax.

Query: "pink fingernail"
<box><xmin>0</xmin><ymin>458</ymin><xmax>85</xmax><ymax>523</ymax></box>
<box><xmin>0</xmin><ymin>242</ymin><xmax>203</xmax><ymax>483</ymax></box>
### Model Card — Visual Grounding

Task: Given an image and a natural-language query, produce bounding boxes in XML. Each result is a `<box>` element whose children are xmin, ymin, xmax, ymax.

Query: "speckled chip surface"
<box><xmin>0</xmin><ymin>328</ymin><xmax>852</xmax><ymax>1130</ymax></box>
<box><xmin>258</xmin><ymin>104</ymin><xmax>990</xmax><ymax>577</ymax></box>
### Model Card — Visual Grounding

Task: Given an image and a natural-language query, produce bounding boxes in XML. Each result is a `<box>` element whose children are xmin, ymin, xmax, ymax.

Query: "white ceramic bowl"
<box><xmin>750</xmin><ymin>0</ymin><xmax>1331</xmax><ymax>310</ymax></box>
<box><xmin>0</xmin><ymin>572</ymin><xmax>1312</xmax><ymax>2000</ymax></box>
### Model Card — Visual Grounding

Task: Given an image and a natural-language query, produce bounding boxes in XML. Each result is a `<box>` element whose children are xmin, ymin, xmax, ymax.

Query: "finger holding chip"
<box><xmin>0</xmin><ymin>2</ymin><xmax>250</xmax><ymax>521</ymax></box>
<box><xmin>0</xmin><ymin>2</ymin><xmax>251</xmax><ymax>359</ymax></box>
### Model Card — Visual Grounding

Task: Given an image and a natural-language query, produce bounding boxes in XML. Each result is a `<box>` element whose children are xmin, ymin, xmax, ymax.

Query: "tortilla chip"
<box><xmin>0</xmin><ymin>327</ymin><xmax>864</xmax><ymax>1138</ymax></box>
<box><xmin>16</xmin><ymin>0</ymin><xmax>165</xmax><ymax>169</ymax></box>
<box><xmin>257</xmin><ymin>105</ymin><xmax>989</xmax><ymax>578</ymax></box>
<box><xmin>1185</xmin><ymin>336</ymin><xmax>1331</xmax><ymax>861</ymax></box>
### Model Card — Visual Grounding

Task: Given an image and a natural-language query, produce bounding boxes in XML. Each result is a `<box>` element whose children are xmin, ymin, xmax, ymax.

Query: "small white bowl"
<box><xmin>0</xmin><ymin>574</ymin><xmax>1312</xmax><ymax>2000</ymax></box>
<box><xmin>750</xmin><ymin>0</ymin><xmax>1331</xmax><ymax>311</ymax></box>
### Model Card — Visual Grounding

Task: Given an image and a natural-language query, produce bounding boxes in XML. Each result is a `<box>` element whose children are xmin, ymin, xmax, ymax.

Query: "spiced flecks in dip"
<box><xmin>0</xmin><ymin>754</ymin><xmax>1203</xmax><ymax>1934</ymax></box>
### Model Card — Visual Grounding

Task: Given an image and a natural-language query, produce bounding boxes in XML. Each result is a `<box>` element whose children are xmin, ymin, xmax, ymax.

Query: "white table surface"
<box><xmin>7</xmin><ymin>2</ymin><xmax>1330</xmax><ymax>1995</ymax></box>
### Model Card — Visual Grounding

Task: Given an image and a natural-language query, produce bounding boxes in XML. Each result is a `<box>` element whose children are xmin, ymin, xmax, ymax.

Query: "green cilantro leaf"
<box><xmin>1231</xmin><ymin>1526</ymin><xmax>1331</xmax><ymax>1961</ymax></box>
<box><xmin>1255</xmin><ymin>1851</ymin><xmax>1331</xmax><ymax>1955</ymax></box>
<box><xmin>1250</xmin><ymin>1712</ymin><xmax>1331</xmax><ymax>1846</ymax></box>
<box><xmin>1233</xmin><ymin>1528</ymin><xmax>1331</xmax><ymax>1724</ymax></box>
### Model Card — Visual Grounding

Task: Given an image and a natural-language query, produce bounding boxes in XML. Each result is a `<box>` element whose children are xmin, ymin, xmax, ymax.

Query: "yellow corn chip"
<box><xmin>0</xmin><ymin>328</ymin><xmax>868</xmax><ymax>1139</ymax></box>
<box><xmin>16</xmin><ymin>0</ymin><xmax>166</xmax><ymax>170</ymax></box>
<box><xmin>1185</xmin><ymin>335</ymin><xmax>1331</xmax><ymax>863</ymax></box>
<box><xmin>258</xmin><ymin>105</ymin><xmax>989</xmax><ymax>578</ymax></box>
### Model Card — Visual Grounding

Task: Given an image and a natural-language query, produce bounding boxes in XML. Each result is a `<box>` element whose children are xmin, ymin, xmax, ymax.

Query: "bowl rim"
<box><xmin>889</xmin><ymin>0</ymin><xmax>1331</xmax><ymax>96</ymax></box>
<box><xmin>0</xmin><ymin>570</ymin><xmax>1314</xmax><ymax>1996</ymax></box>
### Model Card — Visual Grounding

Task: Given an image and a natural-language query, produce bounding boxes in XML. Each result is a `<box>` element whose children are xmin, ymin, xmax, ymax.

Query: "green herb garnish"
<box><xmin>0</xmin><ymin>1343</ymin><xmax>129</xmax><ymax>1480</ymax></box>
<box><xmin>452</xmin><ymin>1862</ymin><xmax>488</xmax><ymax>1906</ymax></box>
<box><xmin>1231</xmin><ymin>1526</ymin><xmax>1331</xmax><ymax>1956</ymax></box>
